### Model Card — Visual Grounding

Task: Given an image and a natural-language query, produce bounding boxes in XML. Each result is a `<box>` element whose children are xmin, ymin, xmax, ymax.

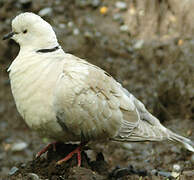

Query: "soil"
<box><xmin>0</xmin><ymin>0</ymin><xmax>194</xmax><ymax>179</ymax></box>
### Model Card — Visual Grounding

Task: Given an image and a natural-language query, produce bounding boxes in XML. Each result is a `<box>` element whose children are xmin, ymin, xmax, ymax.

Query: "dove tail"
<box><xmin>168</xmin><ymin>130</ymin><xmax>194</xmax><ymax>152</ymax></box>
<box><xmin>113</xmin><ymin>120</ymin><xmax>194</xmax><ymax>152</ymax></box>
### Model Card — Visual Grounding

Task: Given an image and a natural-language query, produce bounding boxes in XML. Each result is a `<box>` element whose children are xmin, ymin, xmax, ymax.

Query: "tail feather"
<box><xmin>168</xmin><ymin>130</ymin><xmax>194</xmax><ymax>152</ymax></box>
<box><xmin>114</xmin><ymin>120</ymin><xmax>194</xmax><ymax>152</ymax></box>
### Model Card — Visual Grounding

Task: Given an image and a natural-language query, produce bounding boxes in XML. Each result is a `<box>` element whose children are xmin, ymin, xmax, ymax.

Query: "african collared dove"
<box><xmin>3</xmin><ymin>12</ymin><xmax>194</xmax><ymax>166</ymax></box>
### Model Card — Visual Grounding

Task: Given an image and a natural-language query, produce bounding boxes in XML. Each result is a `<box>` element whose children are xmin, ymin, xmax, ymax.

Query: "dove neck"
<box><xmin>19</xmin><ymin>41</ymin><xmax>60</xmax><ymax>53</ymax></box>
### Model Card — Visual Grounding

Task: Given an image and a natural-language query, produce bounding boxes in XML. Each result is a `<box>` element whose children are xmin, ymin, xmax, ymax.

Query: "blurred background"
<box><xmin>0</xmin><ymin>0</ymin><xmax>194</xmax><ymax>179</ymax></box>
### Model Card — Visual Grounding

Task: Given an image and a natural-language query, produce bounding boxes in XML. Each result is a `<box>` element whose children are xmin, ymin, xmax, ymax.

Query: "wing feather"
<box><xmin>53</xmin><ymin>57</ymin><xmax>129</xmax><ymax>141</ymax></box>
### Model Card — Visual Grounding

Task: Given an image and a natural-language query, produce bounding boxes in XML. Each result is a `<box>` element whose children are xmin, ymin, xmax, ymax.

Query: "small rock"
<box><xmin>76</xmin><ymin>0</ymin><xmax>101</xmax><ymax>8</ymax></box>
<box><xmin>94</xmin><ymin>31</ymin><xmax>101</xmax><ymax>37</ymax></box>
<box><xmin>158</xmin><ymin>171</ymin><xmax>172</xmax><ymax>178</ymax></box>
<box><xmin>173</xmin><ymin>164</ymin><xmax>181</xmax><ymax>172</ymax></box>
<box><xmin>133</xmin><ymin>39</ymin><xmax>144</xmax><ymax>49</ymax></box>
<box><xmin>139</xmin><ymin>10</ymin><xmax>145</xmax><ymax>16</ymax></box>
<box><xmin>58</xmin><ymin>23</ymin><xmax>66</xmax><ymax>29</ymax></box>
<box><xmin>11</xmin><ymin>142</ymin><xmax>28</xmax><ymax>152</ymax></box>
<box><xmin>122</xmin><ymin>143</ymin><xmax>133</xmax><ymax>150</ymax></box>
<box><xmin>113</xmin><ymin>13</ymin><xmax>122</xmax><ymax>21</ymax></box>
<box><xmin>73</xmin><ymin>28</ymin><xmax>80</xmax><ymax>35</ymax></box>
<box><xmin>85</xmin><ymin>16</ymin><xmax>94</xmax><ymax>25</ymax></box>
<box><xmin>38</xmin><ymin>8</ymin><xmax>52</xmax><ymax>17</ymax></box>
<box><xmin>106</xmin><ymin>57</ymin><xmax>113</xmax><ymax>63</ymax></box>
<box><xmin>151</xmin><ymin>169</ymin><xmax>157</xmax><ymax>175</ymax></box>
<box><xmin>115</xmin><ymin>1</ymin><xmax>127</xmax><ymax>10</ymax></box>
<box><xmin>20</xmin><ymin>163</ymin><xmax>26</xmax><ymax>168</ymax></box>
<box><xmin>27</xmin><ymin>173</ymin><xmax>40</xmax><ymax>180</ymax></box>
<box><xmin>120</xmin><ymin>25</ymin><xmax>128</xmax><ymax>32</ymax></box>
<box><xmin>84</xmin><ymin>31</ymin><xmax>93</xmax><ymax>38</ymax></box>
<box><xmin>91</xmin><ymin>0</ymin><xmax>101</xmax><ymax>8</ymax></box>
<box><xmin>9</xmin><ymin>167</ymin><xmax>19</xmax><ymax>176</ymax></box>
<box><xmin>67</xmin><ymin>21</ymin><xmax>74</xmax><ymax>28</ymax></box>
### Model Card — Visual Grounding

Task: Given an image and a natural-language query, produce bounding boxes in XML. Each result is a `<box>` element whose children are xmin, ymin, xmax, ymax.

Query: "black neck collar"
<box><xmin>36</xmin><ymin>46</ymin><xmax>60</xmax><ymax>53</ymax></box>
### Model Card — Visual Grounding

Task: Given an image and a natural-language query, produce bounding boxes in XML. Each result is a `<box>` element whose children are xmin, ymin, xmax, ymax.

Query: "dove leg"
<box><xmin>36</xmin><ymin>141</ymin><xmax>57</xmax><ymax>158</ymax></box>
<box><xmin>56</xmin><ymin>145</ymin><xmax>82</xmax><ymax>167</ymax></box>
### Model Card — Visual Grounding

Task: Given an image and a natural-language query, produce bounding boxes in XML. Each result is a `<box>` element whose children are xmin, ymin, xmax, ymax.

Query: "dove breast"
<box><xmin>9</xmin><ymin>50</ymin><xmax>69</xmax><ymax>140</ymax></box>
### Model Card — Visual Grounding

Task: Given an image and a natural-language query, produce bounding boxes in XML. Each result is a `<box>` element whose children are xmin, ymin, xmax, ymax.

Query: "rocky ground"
<box><xmin>0</xmin><ymin>0</ymin><xmax>194</xmax><ymax>179</ymax></box>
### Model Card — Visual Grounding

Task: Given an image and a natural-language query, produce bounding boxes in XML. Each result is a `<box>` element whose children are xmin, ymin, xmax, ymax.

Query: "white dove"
<box><xmin>3</xmin><ymin>12</ymin><xmax>194</xmax><ymax>166</ymax></box>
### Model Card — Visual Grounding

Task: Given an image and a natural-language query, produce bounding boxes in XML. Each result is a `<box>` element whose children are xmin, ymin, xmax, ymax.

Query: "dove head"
<box><xmin>9</xmin><ymin>12</ymin><xmax>58</xmax><ymax>50</ymax></box>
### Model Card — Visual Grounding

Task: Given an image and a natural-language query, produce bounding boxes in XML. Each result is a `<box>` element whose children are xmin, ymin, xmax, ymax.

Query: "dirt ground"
<box><xmin>0</xmin><ymin>0</ymin><xmax>194</xmax><ymax>179</ymax></box>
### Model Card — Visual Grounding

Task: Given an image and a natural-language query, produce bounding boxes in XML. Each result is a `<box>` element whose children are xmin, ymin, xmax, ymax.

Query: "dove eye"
<box><xmin>23</xmin><ymin>29</ymin><xmax>27</xmax><ymax>34</ymax></box>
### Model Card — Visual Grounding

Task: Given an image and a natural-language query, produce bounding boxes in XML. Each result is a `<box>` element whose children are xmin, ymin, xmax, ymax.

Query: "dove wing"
<box><xmin>53</xmin><ymin>55</ymin><xmax>139</xmax><ymax>142</ymax></box>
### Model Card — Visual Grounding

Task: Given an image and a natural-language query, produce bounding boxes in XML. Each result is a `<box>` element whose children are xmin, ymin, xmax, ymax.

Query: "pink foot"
<box><xmin>56</xmin><ymin>146</ymin><xmax>81</xmax><ymax>167</ymax></box>
<box><xmin>36</xmin><ymin>142</ymin><xmax>57</xmax><ymax>158</ymax></box>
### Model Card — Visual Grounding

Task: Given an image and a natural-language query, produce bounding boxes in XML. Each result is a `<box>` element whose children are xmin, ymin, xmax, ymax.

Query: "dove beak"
<box><xmin>3</xmin><ymin>31</ymin><xmax>16</xmax><ymax>40</ymax></box>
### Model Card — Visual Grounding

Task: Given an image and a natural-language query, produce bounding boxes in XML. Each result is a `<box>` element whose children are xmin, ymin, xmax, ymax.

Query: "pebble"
<box><xmin>115</xmin><ymin>1</ymin><xmax>127</xmax><ymax>10</ymax></box>
<box><xmin>8</xmin><ymin>167</ymin><xmax>19</xmax><ymax>176</ymax></box>
<box><xmin>122</xmin><ymin>143</ymin><xmax>133</xmax><ymax>150</ymax></box>
<box><xmin>76</xmin><ymin>0</ymin><xmax>101</xmax><ymax>8</ymax></box>
<box><xmin>120</xmin><ymin>25</ymin><xmax>128</xmax><ymax>32</ymax></box>
<box><xmin>94</xmin><ymin>31</ymin><xmax>101</xmax><ymax>37</ymax></box>
<box><xmin>38</xmin><ymin>8</ymin><xmax>52</xmax><ymax>17</ymax></box>
<box><xmin>84</xmin><ymin>31</ymin><xmax>93</xmax><ymax>38</ymax></box>
<box><xmin>58</xmin><ymin>23</ymin><xmax>66</xmax><ymax>29</ymax></box>
<box><xmin>91</xmin><ymin>0</ymin><xmax>101</xmax><ymax>8</ymax></box>
<box><xmin>67</xmin><ymin>21</ymin><xmax>74</xmax><ymax>28</ymax></box>
<box><xmin>20</xmin><ymin>163</ymin><xmax>26</xmax><ymax>168</ymax></box>
<box><xmin>85</xmin><ymin>16</ymin><xmax>94</xmax><ymax>25</ymax></box>
<box><xmin>106</xmin><ymin>57</ymin><xmax>113</xmax><ymax>63</ymax></box>
<box><xmin>27</xmin><ymin>173</ymin><xmax>40</xmax><ymax>180</ymax></box>
<box><xmin>11</xmin><ymin>142</ymin><xmax>28</xmax><ymax>152</ymax></box>
<box><xmin>113</xmin><ymin>13</ymin><xmax>122</xmax><ymax>21</ymax></box>
<box><xmin>157</xmin><ymin>171</ymin><xmax>172</xmax><ymax>178</ymax></box>
<box><xmin>73</xmin><ymin>28</ymin><xmax>80</xmax><ymax>35</ymax></box>
<box><xmin>173</xmin><ymin>164</ymin><xmax>181</xmax><ymax>172</ymax></box>
<box><xmin>139</xmin><ymin>10</ymin><xmax>145</xmax><ymax>16</ymax></box>
<box><xmin>151</xmin><ymin>169</ymin><xmax>157</xmax><ymax>175</ymax></box>
<box><xmin>133</xmin><ymin>39</ymin><xmax>144</xmax><ymax>49</ymax></box>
